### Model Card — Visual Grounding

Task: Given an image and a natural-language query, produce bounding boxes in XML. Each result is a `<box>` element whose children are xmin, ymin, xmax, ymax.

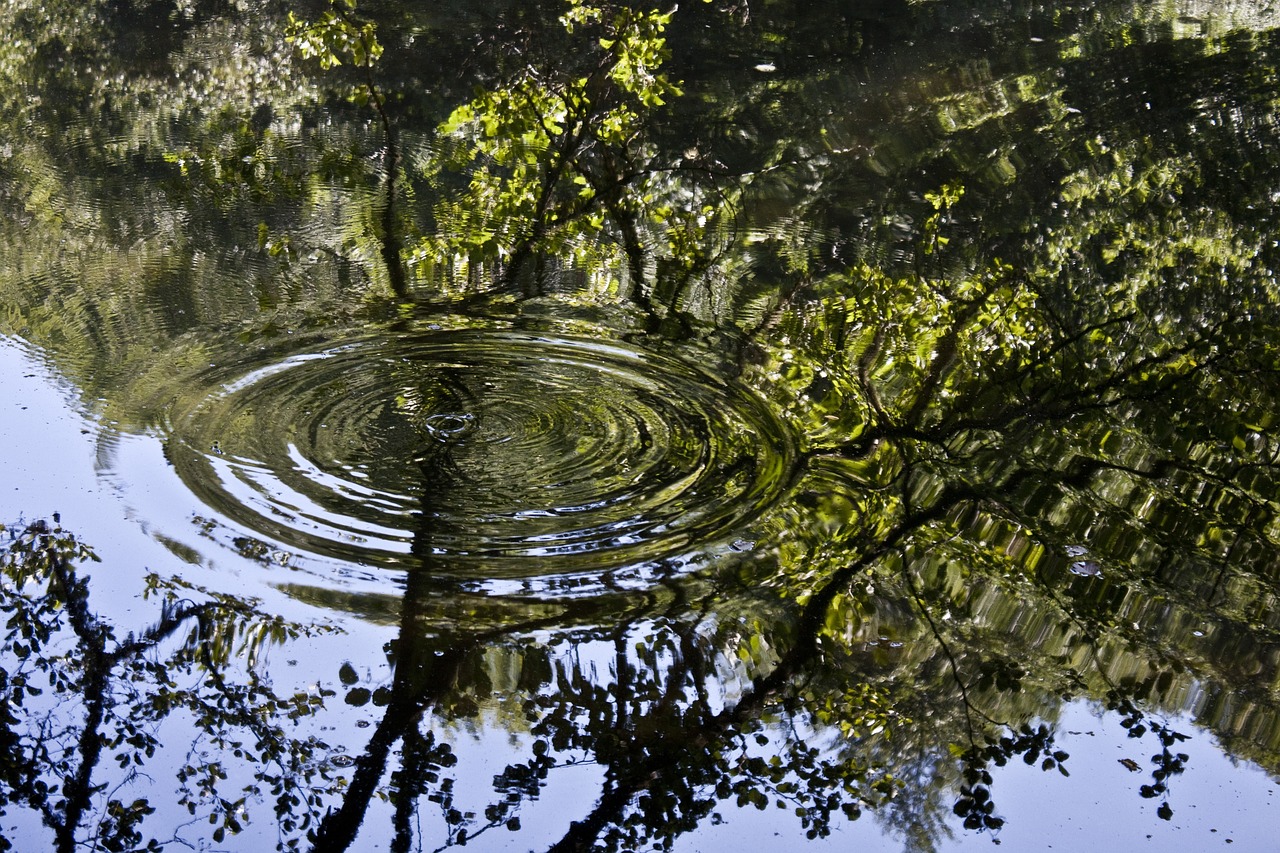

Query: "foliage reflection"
<box><xmin>0</xmin><ymin>519</ymin><xmax>338</xmax><ymax>852</ymax></box>
<box><xmin>1</xmin><ymin>0</ymin><xmax>1279</xmax><ymax>851</ymax></box>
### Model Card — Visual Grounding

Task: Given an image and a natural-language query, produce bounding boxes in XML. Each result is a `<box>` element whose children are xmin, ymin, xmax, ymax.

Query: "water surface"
<box><xmin>2</xmin><ymin>1</ymin><xmax>1279</xmax><ymax>851</ymax></box>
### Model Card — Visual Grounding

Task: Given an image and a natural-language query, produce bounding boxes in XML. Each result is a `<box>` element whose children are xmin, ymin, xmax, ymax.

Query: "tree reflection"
<box><xmin>298</xmin><ymin>281</ymin><xmax>1276</xmax><ymax>849</ymax></box>
<box><xmin>2</xmin><ymin>0</ymin><xmax>1280</xmax><ymax>851</ymax></box>
<box><xmin>0</xmin><ymin>518</ymin><xmax>339</xmax><ymax>852</ymax></box>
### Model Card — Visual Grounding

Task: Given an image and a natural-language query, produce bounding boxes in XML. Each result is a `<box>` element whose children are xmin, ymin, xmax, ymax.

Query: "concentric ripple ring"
<box><xmin>166</xmin><ymin>330</ymin><xmax>796</xmax><ymax>580</ymax></box>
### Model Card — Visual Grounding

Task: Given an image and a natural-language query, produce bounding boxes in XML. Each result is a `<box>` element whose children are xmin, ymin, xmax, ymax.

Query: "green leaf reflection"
<box><xmin>1</xmin><ymin>0</ymin><xmax>1279</xmax><ymax>851</ymax></box>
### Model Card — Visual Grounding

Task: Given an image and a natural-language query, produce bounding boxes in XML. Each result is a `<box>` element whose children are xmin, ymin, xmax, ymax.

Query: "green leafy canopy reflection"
<box><xmin>1</xmin><ymin>0</ymin><xmax>1279</xmax><ymax>851</ymax></box>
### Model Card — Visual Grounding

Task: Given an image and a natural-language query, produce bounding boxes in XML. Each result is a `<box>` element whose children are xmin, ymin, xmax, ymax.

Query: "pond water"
<box><xmin>2</xmin><ymin>1</ymin><xmax>1279</xmax><ymax>851</ymax></box>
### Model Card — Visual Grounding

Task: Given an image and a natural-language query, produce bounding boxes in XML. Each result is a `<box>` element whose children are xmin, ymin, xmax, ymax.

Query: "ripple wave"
<box><xmin>166</xmin><ymin>330</ymin><xmax>796</xmax><ymax>581</ymax></box>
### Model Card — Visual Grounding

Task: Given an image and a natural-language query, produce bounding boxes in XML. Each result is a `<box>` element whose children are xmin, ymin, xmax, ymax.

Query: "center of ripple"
<box><xmin>167</xmin><ymin>330</ymin><xmax>795</xmax><ymax>580</ymax></box>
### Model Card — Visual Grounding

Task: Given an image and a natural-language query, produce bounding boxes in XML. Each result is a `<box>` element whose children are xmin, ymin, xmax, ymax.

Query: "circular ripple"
<box><xmin>167</xmin><ymin>331</ymin><xmax>795</xmax><ymax>580</ymax></box>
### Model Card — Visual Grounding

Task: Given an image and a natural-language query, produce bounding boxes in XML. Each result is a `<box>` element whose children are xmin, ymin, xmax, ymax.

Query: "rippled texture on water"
<box><xmin>166</xmin><ymin>329</ymin><xmax>795</xmax><ymax>582</ymax></box>
<box><xmin>4</xmin><ymin>1</ymin><xmax>1280</xmax><ymax>851</ymax></box>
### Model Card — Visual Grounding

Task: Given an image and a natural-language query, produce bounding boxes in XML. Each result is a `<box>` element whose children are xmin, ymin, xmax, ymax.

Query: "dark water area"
<box><xmin>2</xmin><ymin>1</ymin><xmax>1279</xmax><ymax>851</ymax></box>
